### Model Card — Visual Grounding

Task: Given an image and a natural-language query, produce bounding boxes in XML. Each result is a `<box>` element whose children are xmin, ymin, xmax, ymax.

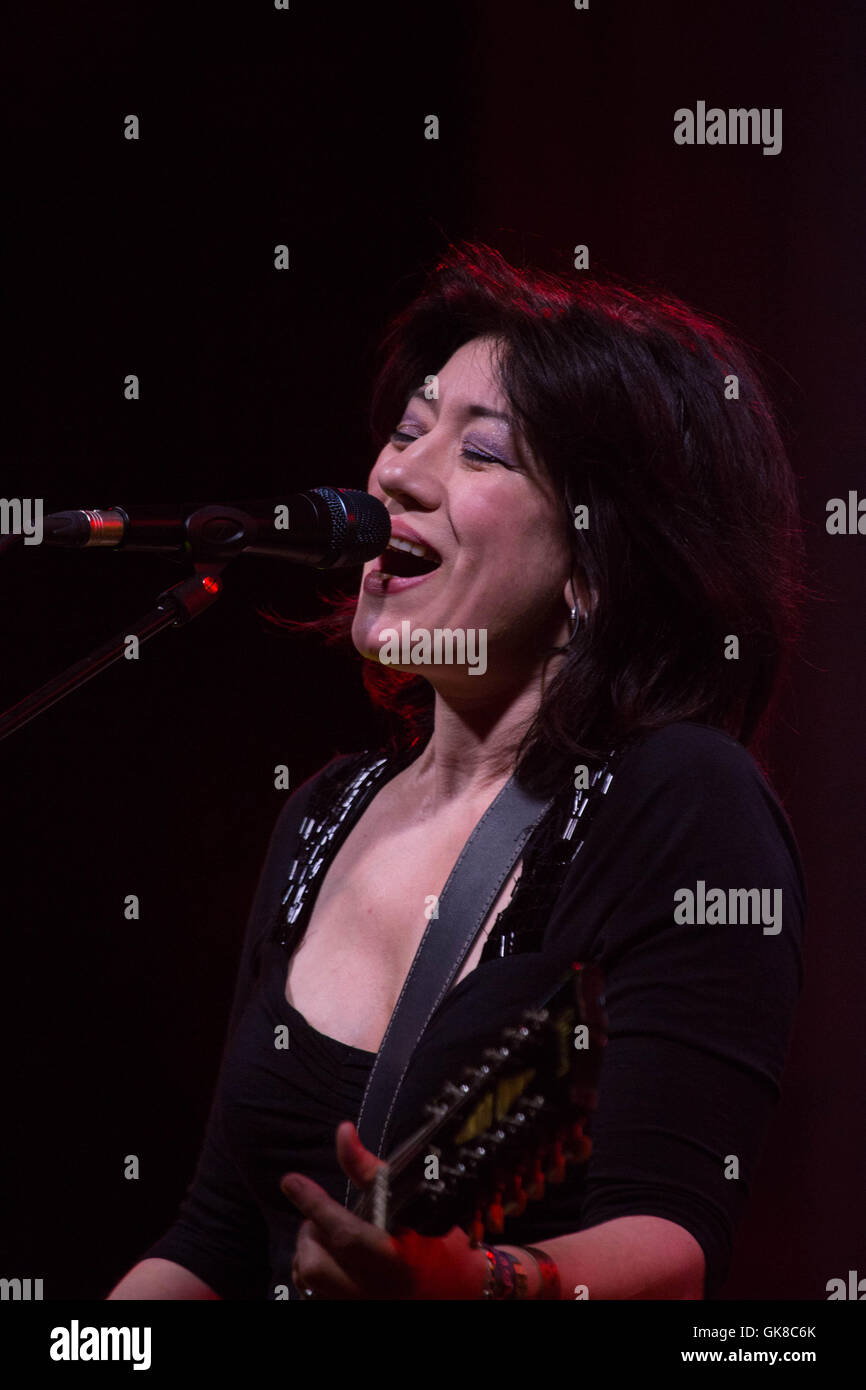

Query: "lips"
<box><xmin>375</xmin><ymin>547</ymin><xmax>439</xmax><ymax>579</ymax></box>
<box><xmin>374</xmin><ymin>529</ymin><xmax>443</xmax><ymax>578</ymax></box>
<box><xmin>363</xmin><ymin>564</ymin><xmax>438</xmax><ymax>596</ymax></box>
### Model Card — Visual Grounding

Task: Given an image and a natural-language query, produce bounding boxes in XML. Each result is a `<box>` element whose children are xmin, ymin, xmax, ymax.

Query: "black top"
<box><xmin>142</xmin><ymin>721</ymin><xmax>806</xmax><ymax>1299</ymax></box>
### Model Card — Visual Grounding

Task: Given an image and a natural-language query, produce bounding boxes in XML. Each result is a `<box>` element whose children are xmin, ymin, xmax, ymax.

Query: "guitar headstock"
<box><xmin>355</xmin><ymin>961</ymin><xmax>606</xmax><ymax>1241</ymax></box>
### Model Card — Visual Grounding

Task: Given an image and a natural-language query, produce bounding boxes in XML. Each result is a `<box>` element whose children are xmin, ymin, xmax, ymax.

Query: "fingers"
<box><xmin>281</xmin><ymin>1124</ymin><xmax>401</xmax><ymax>1299</ymax></box>
<box><xmin>282</xmin><ymin>1173</ymin><xmax>409</xmax><ymax>1297</ymax></box>
<box><xmin>335</xmin><ymin>1120</ymin><xmax>386</xmax><ymax>1188</ymax></box>
<box><xmin>281</xmin><ymin>1172</ymin><xmax>386</xmax><ymax>1252</ymax></box>
<box><xmin>292</xmin><ymin>1219</ymin><xmax>363</xmax><ymax>1300</ymax></box>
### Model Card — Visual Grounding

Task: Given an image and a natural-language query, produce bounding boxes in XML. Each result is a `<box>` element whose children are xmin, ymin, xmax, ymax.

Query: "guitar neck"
<box><xmin>353</xmin><ymin>961</ymin><xmax>606</xmax><ymax>1241</ymax></box>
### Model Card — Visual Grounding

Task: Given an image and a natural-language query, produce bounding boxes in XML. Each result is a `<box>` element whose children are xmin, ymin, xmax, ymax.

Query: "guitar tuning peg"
<box><xmin>502</xmin><ymin>1025</ymin><xmax>530</xmax><ymax>1044</ymax></box>
<box><xmin>521</xmin><ymin>1094</ymin><xmax>545</xmax><ymax>1113</ymax></box>
<box><xmin>485</xmin><ymin>1194</ymin><xmax>505</xmax><ymax>1235</ymax></box>
<box><xmin>569</xmin><ymin>1122</ymin><xmax>593</xmax><ymax>1162</ymax></box>
<box><xmin>526</xmin><ymin>1157</ymin><xmax>545</xmax><ymax>1201</ymax></box>
<box><xmin>500</xmin><ymin>1112</ymin><xmax>526</xmax><ymax>1134</ymax></box>
<box><xmin>476</xmin><ymin>1128</ymin><xmax>505</xmax><ymax>1155</ymax></box>
<box><xmin>509</xmin><ymin>1174</ymin><xmax>529</xmax><ymax>1216</ymax></box>
<box><xmin>457</xmin><ymin>1143</ymin><xmax>488</xmax><ymax>1169</ymax></box>
<box><xmin>460</xmin><ymin>1064</ymin><xmax>491</xmax><ymax>1084</ymax></box>
<box><xmin>546</xmin><ymin>1138</ymin><xmax>567</xmax><ymax>1183</ymax></box>
<box><xmin>423</xmin><ymin>1099</ymin><xmax>449</xmax><ymax>1119</ymax></box>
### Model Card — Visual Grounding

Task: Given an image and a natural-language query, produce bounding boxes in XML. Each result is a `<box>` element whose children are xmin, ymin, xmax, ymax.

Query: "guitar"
<box><xmin>352</xmin><ymin>960</ymin><xmax>607</xmax><ymax>1245</ymax></box>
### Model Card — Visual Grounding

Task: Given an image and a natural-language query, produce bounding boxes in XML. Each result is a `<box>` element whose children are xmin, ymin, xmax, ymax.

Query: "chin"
<box><xmin>350</xmin><ymin>619</ymin><xmax>385</xmax><ymax>663</ymax></box>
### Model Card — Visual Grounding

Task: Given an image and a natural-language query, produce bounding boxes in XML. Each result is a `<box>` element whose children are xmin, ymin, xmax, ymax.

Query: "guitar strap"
<box><xmin>348</xmin><ymin>773</ymin><xmax>555</xmax><ymax>1190</ymax></box>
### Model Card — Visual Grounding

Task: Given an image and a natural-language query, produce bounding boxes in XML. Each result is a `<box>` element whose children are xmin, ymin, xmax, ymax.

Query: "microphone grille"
<box><xmin>311</xmin><ymin>487</ymin><xmax>391</xmax><ymax>567</ymax></box>
<box><xmin>309</xmin><ymin>486</ymin><xmax>348</xmax><ymax>563</ymax></box>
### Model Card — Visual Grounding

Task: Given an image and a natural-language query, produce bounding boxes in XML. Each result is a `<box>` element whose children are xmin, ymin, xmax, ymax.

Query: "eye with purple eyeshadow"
<box><xmin>389</xmin><ymin>427</ymin><xmax>514</xmax><ymax>469</ymax></box>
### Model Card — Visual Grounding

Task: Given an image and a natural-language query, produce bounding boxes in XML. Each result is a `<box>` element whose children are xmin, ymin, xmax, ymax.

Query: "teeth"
<box><xmin>388</xmin><ymin>535</ymin><xmax>439</xmax><ymax>561</ymax></box>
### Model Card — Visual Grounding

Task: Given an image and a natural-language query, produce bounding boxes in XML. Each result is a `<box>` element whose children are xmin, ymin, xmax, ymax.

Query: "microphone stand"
<box><xmin>0</xmin><ymin>566</ymin><xmax>225</xmax><ymax>742</ymax></box>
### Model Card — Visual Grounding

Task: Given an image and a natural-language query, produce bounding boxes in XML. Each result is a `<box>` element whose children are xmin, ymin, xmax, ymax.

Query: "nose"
<box><xmin>371</xmin><ymin>435</ymin><xmax>441</xmax><ymax>512</ymax></box>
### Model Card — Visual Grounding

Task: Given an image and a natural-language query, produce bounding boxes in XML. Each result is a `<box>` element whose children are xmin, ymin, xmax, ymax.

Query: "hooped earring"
<box><xmin>566</xmin><ymin>562</ymin><xmax>585</xmax><ymax>644</ymax></box>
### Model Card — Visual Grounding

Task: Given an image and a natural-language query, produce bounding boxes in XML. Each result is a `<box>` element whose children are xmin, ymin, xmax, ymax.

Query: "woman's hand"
<box><xmin>281</xmin><ymin>1120</ymin><xmax>487</xmax><ymax>1300</ymax></box>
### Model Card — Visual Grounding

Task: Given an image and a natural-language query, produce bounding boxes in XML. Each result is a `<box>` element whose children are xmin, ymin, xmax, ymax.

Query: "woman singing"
<box><xmin>107</xmin><ymin>243</ymin><xmax>806</xmax><ymax>1301</ymax></box>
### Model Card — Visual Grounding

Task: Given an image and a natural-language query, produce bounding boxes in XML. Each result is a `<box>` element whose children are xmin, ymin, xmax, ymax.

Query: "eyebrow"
<box><xmin>407</xmin><ymin>386</ymin><xmax>513</xmax><ymax>425</ymax></box>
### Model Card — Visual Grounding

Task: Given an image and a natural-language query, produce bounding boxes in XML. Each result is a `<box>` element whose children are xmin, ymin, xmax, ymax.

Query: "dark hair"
<box><xmin>268</xmin><ymin>241</ymin><xmax>806</xmax><ymax>797</ymax></box>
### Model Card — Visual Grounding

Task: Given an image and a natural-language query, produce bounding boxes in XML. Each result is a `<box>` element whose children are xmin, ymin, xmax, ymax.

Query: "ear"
<box><xmin>563</xmin><ymin>569</ymin><xmax>593</xmax><ymax>621</ymax></box>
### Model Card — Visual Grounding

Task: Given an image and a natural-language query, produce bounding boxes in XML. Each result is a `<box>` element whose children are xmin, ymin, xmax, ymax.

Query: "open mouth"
<box><xmin>377</xmin><ymin>536</ymin><xmax>442</xmax><ymax>578</ymax></box>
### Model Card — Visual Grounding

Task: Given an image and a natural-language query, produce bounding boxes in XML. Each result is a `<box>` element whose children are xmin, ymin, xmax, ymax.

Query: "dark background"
<box><xmin>1</xmin><ymin>1</ymin><xmax>863</xmax><ymax>1300</ymax></box>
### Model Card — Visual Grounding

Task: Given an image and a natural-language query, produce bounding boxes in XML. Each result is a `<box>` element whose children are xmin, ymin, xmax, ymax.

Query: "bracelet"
<box><xmin>522</xmin><ymin>1245</ymin><xmax>562</xmax><ymax>1300</ymax></box>
<box><xmin>480</xmin><ymin>1246</ymin><xmax>529</xmax><ymax>1299</ymax></box>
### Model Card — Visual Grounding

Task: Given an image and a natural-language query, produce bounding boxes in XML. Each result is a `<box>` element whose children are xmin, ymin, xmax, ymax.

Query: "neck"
<box><xmin>406</xmin><ymin>650</ymin><xmax>564</xmax><ymax>809</ymax></box>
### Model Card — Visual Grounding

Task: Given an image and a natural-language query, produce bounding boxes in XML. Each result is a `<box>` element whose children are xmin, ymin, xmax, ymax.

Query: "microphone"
<box><xmin>40</xmin><ymin>487</ymin><xmax>391</xmax><ymax>568</ymax></box>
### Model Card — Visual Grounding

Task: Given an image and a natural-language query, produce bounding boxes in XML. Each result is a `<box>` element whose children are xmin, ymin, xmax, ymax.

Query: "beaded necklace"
<box><xmin>272</xmin><ymin>741</ymin><xmax>626</xmax><ymax>961</ymax></box>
